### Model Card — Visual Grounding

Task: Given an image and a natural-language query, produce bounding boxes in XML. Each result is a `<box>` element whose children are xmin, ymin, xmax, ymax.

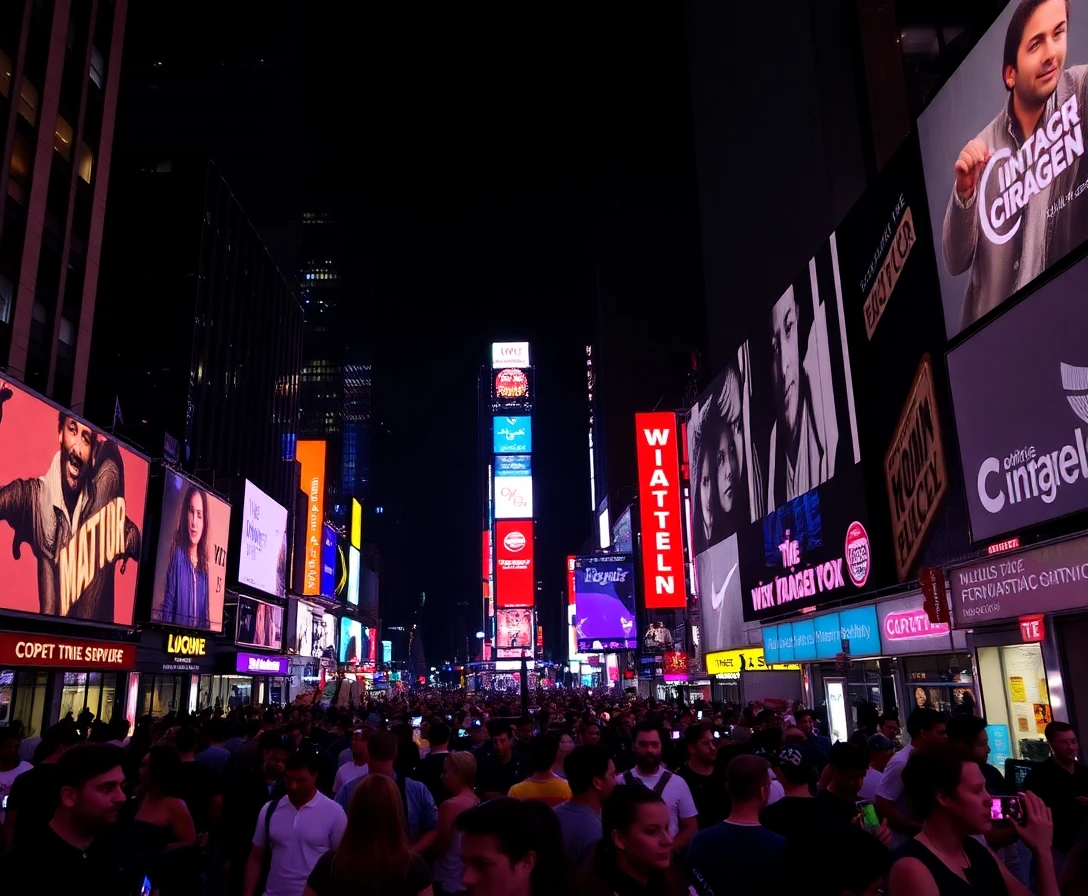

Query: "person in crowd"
<box><xmin>174</xmin><ymin>724</ymin><xmax>222</xmax><ymax>839</ymax></box>
<box><xmin>332</xmin><ymin>728</ymin><xmax>370</xmax><ymax>795</ymax></box>
<box><xmin>507</xmin><ymin>733</ymin><xmax>572</xmax><ymax>806</ymax></box>
<box><xmin>476</xmin><ymin>720</ymin><xmax>530</xmax><ymax>801</ymax></box>
<box><xmin>577</xmin><ymin>785</ymin><xmax>693</xmax><ymax>895</ymax></box>
<box><xmin>552</xmin><ymin>732</ymin><xmax>575</xmax><ymax>780</ymax></box>
<box><xmin>812</xmin><ymin>742</ymin><xmax>891</xmax><ymax>846</ymax></box>
<box><xmin>412</xmin><ymin>721</ymin><xmax>453</xmax><ymax>805</ymax></box>
<box><xmin>554</xmin><ymin>744</ymin><xmax>616</xmax><ymax>883</ymax></box>
<box><xmin>334</xmin><ymin>728</ymin><xmax>438</xmax><ymax>855</ymax></box>
<box><xmin>676</xmin><ymin>721</ymin><xmax>729</xmax><ymax>829</ymax></box>
<box><xmin>457</xmin><ymin>797</ymin><xmax>563</xmax><ymax>896</ymax></box>
<box><xmin>859</xmin><ymin>733</ymin><xmax>895</xmax><ymax>801</ymax></box>
<box><xmin>197</xmin><ymin>718</ymin><xmax>232</xmax><ymax>777</ymax></box>
<box><xmin>888</xmin><ymin>743</ymin><xmax>1057</xmax><ymax>896</ymax></box>
<box><xmin>0</xmin><ymin>744</ymin><xmax>138</xmax><ymax>892</ymax></box>
<box><xmin>796</xmin><ymin>708</ymin><xmax>833</xmax><ymax>769</ymax></box>
<box><xmin>513</xmin><ymin>717</ymin><xmax>535</xmax><ymax>757</ymax></box>
<box><xmin>0</xmin><ymin>727</ymin><xmax>32</xmax><ymax>826</ymax></box>
<box><xmin>303</xmin><ymin>775</ymin><xmax>432</xmax><ymax>896</ymax></box>
<box><xmin>1025</xmin><ymin>721</ymin><xmax>1088</xmax><ymax>875</ymax></box>
<box><xmin>2</xmin><ymin>719</ymin><xmax>80</xmax><ymax>848</ymax></box>
<box><xmin>785</xmin><ymin>825</ymin><xmax>891</xmax><ymax>896</ymax></box>
<box><xmin>688</xmin><ymin>754</ymin><xmax>785</xmax><ymax>894</ymax></box>
<box><xmin>875</xmin><ymin>707</ymin><xmax>948</xmax><ymax>848</ymax></box>
<box><xmin>616</xmin><ymin>721</ymin><xmax>698</xmax><ymax>851</ymax></box>
<box><xmin>879</xmin><ymin>714</ymin><xmax>902</xmax><ymax>744</ymax></box>
<box><xmin>759</xmin><ymin>738</ymin><xmax>818</xmax><ymax>839</ymax></box>
<box><xmin>243</xmin><ymin>750</ymin><xmax>347</xmax><ymax>896</ymax></box>
<box><xmin>579</xmin><ymin>720</ymin><xmax>602</xmax><ymax>746</ymax></box>
<box><xmin>432</xmin><ymin>752</ymin><xmax>479</xmax><ymax>895</ymax></box>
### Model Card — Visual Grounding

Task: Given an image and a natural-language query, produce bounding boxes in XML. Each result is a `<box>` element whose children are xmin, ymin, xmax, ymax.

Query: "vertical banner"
<box><xmin>635</xmin><ymin>412</ymin><xmax>686</xmax><ymax>609</ymax></box>
<box><xmin>296</xmin><ymin>440</ymin><xmax>326</xmax><ymax>596</ymax></box>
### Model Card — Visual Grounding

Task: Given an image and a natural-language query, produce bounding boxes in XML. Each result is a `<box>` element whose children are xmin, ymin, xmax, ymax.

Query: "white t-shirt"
<box><xmin>619</xmin><ymin>767</ymin><xmax>698</xmax><ymax>838</ymax></box>
<box><xmin>253</xmin><ymin>792</ymin><xmax>347</xmax><ymax>896</ymax></box>
<box><xmin>332</xmin><ymin>761</ymin><xmax>368</xmax><ymax>794</ymax></box>
<box><xmin>875</xmin><ymin>744</ymin><xmax>915</xmax><ymax>850</ymax></box>
<box><xmin>0</xmin><ymin>761</ymin><xmax>32</xmax><ymax>822</ymax></box>
<box><xmin>859</xmin><ymin>766</ymin><xmax>884</xmax><ymax>802</ymax></box>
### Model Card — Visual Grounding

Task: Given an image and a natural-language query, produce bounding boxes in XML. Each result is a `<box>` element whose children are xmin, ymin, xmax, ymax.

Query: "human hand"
<box><xmin>1017</xmin><ymin>791</ymin><xmax>1053</xmax><ymax>855</ymax></box>
<box><xmin>954</xmin><ymin>139</ymin><xmax>992</xmax><ymax>203</ymax></box>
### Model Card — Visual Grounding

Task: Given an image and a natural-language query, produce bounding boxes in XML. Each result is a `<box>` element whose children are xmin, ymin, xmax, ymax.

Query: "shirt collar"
<box><xmin>1005</xmin><ymin>84</ymin><xmax>1060</xmax><ymax>147</ymax></box>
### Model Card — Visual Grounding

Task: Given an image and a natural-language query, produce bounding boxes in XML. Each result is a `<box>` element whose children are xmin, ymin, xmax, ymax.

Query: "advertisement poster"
<box><xmin>0</xmin><ymin>377</ymin><xmax>148</xmax><ymax>625</ymax></box>
<box><xmin>918</xmin><ymin>0</ymin><xmax>1088</xmax><ymax>338</ymax></box>
<box><xmin>149</xmin><ymin>471</ymin><xmax>231</xmax><ymax>631</ymax></box>
<box><xmin>493</xmin><ymin>416</ymin><xmax>532</xmax><ymax>454</ymax></box>
<box><xmin>320</xmin><ymin>524</ymin><xmax>337</xmax><ymax>598</ymax></box>
<box><xmin>236</xmin><ymin>594</ymin><xmax>284</xmax><ymax>650</ymax></box>
<box><xmin>573</xmin><ymin>554</ymin><xmax>637</xmax><ymax>651</ymax></box>
<box><xmin>494</xmin><ymin>465</ymin><xmax>533</xmax><ymax>519</ymax></box>
<box><xmin>635</xmin><ymin>413</ymin><xmax>686</xmax><ymax>609</ymax></box>
<box><xmin>496</xmin><ymin>607</ymin><xmax>534</xmax><ymax>650</ymax></box>
<box><xmin>237</xmin><ymin>480</ymin><xmax>288</xmax><ymax>598</ymax></box>
<box><xmin>339</xmin><ymin>617</ymin><xmax>373</xmax><ymax>670</ymax></box>
<box><xmin>948</xmin><ymin>252</ymin><xmax>1088</xmax><ymax>541</ymax></box>
<box><xmin>492</xmin><ymin>367</ymin><xmax>534</xmax><ymax>406</ymax></box>
<box><xmin>694</xmin><ymin>534</ymin><xmax>744</xmax><ymax>654</ymax></box>
<box><xmin>293</xmin><ymin>600</ymin><xmax>336</xmax><ymax>659</ymax></box>
<box><xmin>296</xmin><ymin>440</ymin><xmax>326</xmax><ymax>597</ymax></box>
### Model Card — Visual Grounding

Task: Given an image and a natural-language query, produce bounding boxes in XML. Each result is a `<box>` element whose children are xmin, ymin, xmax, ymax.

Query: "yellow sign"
<box><xmin>166</xmin><ymin>633</ymin><xmax>207</xmax><ymax>656</ymax></box>
<box><xmin>705</xmin><ymin>647</ymin><xmax>800</xmax><ymax>674</ymax></box>
<box><xmin>351</xmin><ymin>498</ymin><xmax>362</xmax><ymax>550</ymax></box>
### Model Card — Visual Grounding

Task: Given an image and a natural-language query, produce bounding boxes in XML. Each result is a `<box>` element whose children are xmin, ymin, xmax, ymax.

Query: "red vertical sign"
<box><xmin>635</xmin><ymin>412</ymin><xmax>686</xmax><ymax>609</ymax></box>
<box><xmin>567</xmin><ymin>555</ymin><xmax>577</xmax><ymax>605</ymax></box>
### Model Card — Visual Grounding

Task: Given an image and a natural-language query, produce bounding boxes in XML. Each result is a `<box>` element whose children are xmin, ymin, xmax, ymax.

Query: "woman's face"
<box><xmin>771</xmin><ymin>292</ymin><xmax>801</xmax><ymax>441</ymax></box>
<box><xmin>698</xmin><ymin>452</ymin><xmax>714</xmax><ymax>532</ymax></box>
<box><xmin>557</xmin><ymin>734</ymin><xmax>575</xmax><ymax>759</ymax></box>
<box><xmin>940</xmin><ymin>761</ymin><xmax>992</xmax><ymax>834</ymax></box>
<box><xmin>716</xmin><ymin>425</ymin><xmax>741</xmax><ymax>515</ymax></box>
<box><xmin>187</xmin><ymin>492</ymin><xmax>205</xmax><ymax>548</ymax></box>
<box><xmin>613</xmin><ymin>802</ymin><xmax>673</xmax><ymax>871</ymax></box>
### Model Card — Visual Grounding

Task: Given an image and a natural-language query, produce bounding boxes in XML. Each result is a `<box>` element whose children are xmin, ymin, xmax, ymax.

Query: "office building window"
<box><xmin>0</xmin><ymin>273</ymin><xmax>12</xmax><ymax>323</ymax></box>
<box><xmin>77</xmin><ymin>141</ymin><xmax>93</xmax><ymax>182</ymax></box>
<box><xmin>89</xmin><ymin>45</ymin><xmax>104</xmax><ymax>88</ymax></box>
<box><xmin>18</xmin><ymin>78</ymin><xmax>39</xmax><ymax>126</ymax></box>
<box><xmin>0</xmin><ymin>49</ymin><xmax>11</xmax><ymax>97</ymax></box>
<box><xmin>54</xmin><ymin>115</ymin><xmax>73</xmax><ymax>160</ymax></box>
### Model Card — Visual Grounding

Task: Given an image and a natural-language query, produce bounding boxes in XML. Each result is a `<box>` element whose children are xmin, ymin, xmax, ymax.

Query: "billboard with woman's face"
<box><xmin>149</xmin><ymin>471</ymin><xmax>231</xmax><ymax>631</ymax></box>
<box><xmin>235</xmin><ymin>594</ymin><xmax>284</xmax><ymax>649</ymax></box>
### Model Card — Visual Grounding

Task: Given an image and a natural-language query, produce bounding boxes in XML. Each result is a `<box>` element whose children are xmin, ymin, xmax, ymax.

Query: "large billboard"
<box><xmin>293</xmin><ymin>599</ymin><xmax>337</xmax><ymax>659</ymax></box>
<box><xmin>919</xmin><ymin>0</ymin><xmax>1088</xmax><ymax>338</ymax></box>
<box><xmin>493</xmin><ymin>416</ymin><xmax>532</xmax><ymax>454</ymax></box>
<box><xmin>496</xmin><ymin>607</ymin><xmax>534</xmax><ymax>649</ymax></box>
<box><xmin>236</xmin><ymin>594</ymin><xmax>284</xmax><ymax>650</ymax></box>
<box><xmin>635</xmin><ymin>413</ymin><xmax>686</xmax><ymax>609</ymax></box>
<box><xmin>149</xmin><ymin>471</ymin><xmax>231</xmax><ymax>631</ymax></box>
<box><xmin>238</xmin><ymin>480</ymin><xmax>288</xmax><ymax>598</ymax></box>
<box><xmin>339</xmin><ymin>618</ymin><xmax>375</xmax><ymax>670</ymax></box>
<box><xmin>495</xmin><ymin>519</ymin><xmax>534</xmax><ymax>607</ymax></box>
<box><xmin>0</xmin><ymin>377</ymin><xmax>148</xmax><ymax>625</ymax></box>
<box><xmin>492</xmin><ymin>367</ymin><xmax>534</xmax><ymax>407</ymax></box>
<box><xmin>573</xmin><ymin>554</ymin><xmax>637</xmax><ymax>651</ymax></box>
<box><xmin>947</xmin><ymin>251</ymin><xmax>1088</xmax><ymax>542</ymax></box>
<box><xmin>491</xmin><ymin>342</ymin><xmax>530</xmax><ymax>368</ymax></box>
<box><xmin>296</xmin><ymin>440</ymin><xmax>326</xmax><ymax>596</ymax></box>
<box><xmin>688</xmin><ymin>232</ymin><xmax>869</xmax><ymax>622</ymax></box>
<box><xmin>321</xmin><ymin>524</ymin><xmax>337</xmax><ymax>598</ymax></box>
<box><xmin>494</xmin><ymin>457</ymin><xmax>533</xmax><ymax>519</ymax></box>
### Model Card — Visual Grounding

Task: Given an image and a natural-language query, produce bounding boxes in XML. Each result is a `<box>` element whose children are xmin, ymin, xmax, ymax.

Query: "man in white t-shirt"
<box><xmin>859</xmin><ymin>733</ymin><xmax>895</xmax><ymax>802</ymax></box>
<box><xmin>617</xmin><ymin>721</ymin><xmax>698</xmax><ymax>850</ymax></box>
<box><xmin>332</xmin><ymin>728</ymin><xmax>370</xmax><ymax>794</ymax></box>
<box><xmin>243</xmin><ymin>751</ymin><xmax>346</xmax><ymax>896</ymax></box>
<box><xmin>875</xmin><ymin>708</ymin><xmax>947</xmax><ymax>849</ymax></box>
<box><xmin>0</xmin><ymin>729</ymin><xmax>32</xmax><ymax>823</ymax></box>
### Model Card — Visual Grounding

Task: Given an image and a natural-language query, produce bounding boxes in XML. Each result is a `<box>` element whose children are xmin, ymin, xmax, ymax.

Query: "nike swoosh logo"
<box><xmin>711</xmin><ymin>562</ymin><xmax>738</xmax><ymax>610</ymax></box>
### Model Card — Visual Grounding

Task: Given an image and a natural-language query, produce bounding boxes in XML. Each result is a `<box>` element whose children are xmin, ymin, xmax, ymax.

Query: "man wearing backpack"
<box><xmin>615</xmin><ymin>721</ymin><xmax>698</xmax><ymax>851</ymax></box>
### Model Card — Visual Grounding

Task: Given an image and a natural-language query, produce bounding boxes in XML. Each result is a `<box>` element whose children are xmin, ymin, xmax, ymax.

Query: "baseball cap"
<box><xmin>867</xmin><ymin>733</ymin><xmax>895</xmax><ymax>753</ymax></box>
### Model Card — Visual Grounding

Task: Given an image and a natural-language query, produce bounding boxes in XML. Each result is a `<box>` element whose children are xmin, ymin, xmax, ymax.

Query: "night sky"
<box><xmin>122</xmin><ymin>5</ymin><xmax>695</xmax><ymax>662</ymax></box>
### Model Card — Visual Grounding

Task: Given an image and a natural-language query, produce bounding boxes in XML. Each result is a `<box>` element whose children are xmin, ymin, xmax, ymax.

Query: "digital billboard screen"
<box><xmin>296</xmin><ymin>440</ymin><xmax>326</xmax><ymax>596</ymax></box>
<box><xmin>235</xmin><ymin>594</ymin><xmax>284</xmax><ymax>650</ymax></box>
<box><xmin>573</xmin><ymin>554</ymin><xmax>637</xmax><ymax>651</ymax></box>
<box><xmin>491</xmin><ymin>342</ymin><xmax>530</xmax><ymax>368</ymax></box>
<box><xmin>0</xmin><ymin>377</ymin><xmax>148</xmax><ymax>625</ymax></box>
<box><xmin>347</xmin><ymin>546</ymin><xmax>360</xmax><ymax>605</ymax></box>
<box><xmin>495</xmin><ymin>520</ymin><xmax>534</xmax><ymax>606</ymax></box>
<box><xmin>293</xmin><ymin>599</ymin><xmax>337</xmax><ymax>659</ymax></box>
<box><xmin>635</xmin><ymin>413</ymin><xmax>686</xmax><ymax>609</ymax></box>
<box><xmin>493</xmin><ymin>416</ymin><xmax>532</xmax><ymax>454</ymax></box>
<box><xmin>496</xmin><ymin>607</ymin><xmax>534</xmax><ymax>649</ymax></box>
<box><xmin>494</xmin><ymin>456</ymin><xmax>533</xmax><ymax>519</ymax></box>
<box><xmin>492</xmin><ymin>367</ymin><xmax>534</xmax><ymax>407</ymax></box>
<box><xmin>149</xmin><ymin>470</ymin><xmax>231</xmax><ymax>631</ymax></box>
<box><xmin>918</xmin><ymin>0</ymin><xmax>1088</xmax><ymax>338</ymax></box>
<box><xmin>238</xmin><ymin>480</ymin><xmax>288</xmax><ymax>598</ymax></box>
<box><xmin>688</xmin><ymin>231</ymin><xmax>869</xmax><ymax>622</ymax></box>
<box><xmin>339</xmin><ymin>617</ymin><xmax>375</xmax><ymax>670</ymax></box>
<box><xmin>321</xmin><ymin>524</ymin><xmax>337</xmax><ymax>598</ymax></box>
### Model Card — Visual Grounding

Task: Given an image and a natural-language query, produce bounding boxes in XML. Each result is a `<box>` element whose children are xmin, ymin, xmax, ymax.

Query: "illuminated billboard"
<box><xmin>350</xmin><ymin>498</ymin><xmax>362</xmax><ymax>549</ymax></box>
<box><xmin>293</xmin><ymin>599</ymin><xmax>337</xmax><ymax>659</ymax></box>
<box><xmin>492</xmin><ymin>367</ymin><xmax>534</xmax><ymax>407</ymax></box>
<box><xmin>495</xmin><ymin>456</ymin><xmax>533</xmax><ymax>519</ymax></box>
<box><xmin>496</xmin><ymin>607</ymin><xmax>534</xmax><ymax>649</ymax></box>
<box><xmin>635</xmin><ymin>412</ymin><xmax>686</xmax><ymax>609</ymax></box>
<box><xmin>238</xmin><ymin>480</ymin><xmax>288</xmax><ymax>598</ymax></box>
<box><xmin>495</xmin><ymin>520</ymin><xmax>534</xmax><ymax>607</ymax></box>
<box><xmin>0</xmin><ymin>377</ymin><xmax>149</xmax><ymax>625</ymax></box>
<box><xmin>296</xmin><ymin>440</ymin><xmax>326</xmax><ymax>596</ymax></box>
<box><xmin>236</xmin><ymin>594</ymin><xmax>284</xmax><ymax>650</ymax></box>
<box><xmin>493</xmin><ymin>416</ymin><xmax>532</xmax><ymax>454</ymax></box>
<box><xmin>347</xmin><ymin>547</ymin><xmax>360</xmax><ymax>606</ymax></box>
<box><xmin>150</xmin><ymin>470</ymin><xmax>231</xmax><ymax>631</ymax></box>
<box><xmin>321</xmin><ymin>524</ymin><xmax>337</xmax><ymax>598</ymax></box>
<box><xmin>339</xmin><ymin>618</ymin><xmax>375</xmax><ymax>671</ymax></box>
<box><xmin>573</xmin><ymin>554</ymin><xmax>637</xmax><ymax>651</ymax></box>
<box><xmin>491</xmin><ymin>342</ymin><xmax>530</xmax><ymax>368</ymax></box>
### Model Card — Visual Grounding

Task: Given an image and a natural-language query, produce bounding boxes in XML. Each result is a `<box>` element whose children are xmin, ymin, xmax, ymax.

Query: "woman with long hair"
<box><xmin>160</xmin><ymin>484</ymin><xmax>211</xmax><ymax>629</ymax></box>
<box><xmin>304</xmin><ymin>774</ymin><xmax>432</xmax><ymax>896</ymax></box>
<box><xmin>433</xmin><ymin>752</ymin><xmax>479</xmax><ymax>895</ymax></box>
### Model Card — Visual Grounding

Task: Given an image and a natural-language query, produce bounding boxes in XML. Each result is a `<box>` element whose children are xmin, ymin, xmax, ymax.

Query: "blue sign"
<box><xmin>762</xmin><ymin>604</ymin><xmax>880</xmax><ymax>664</ymax></box>
<box><xmin>494</xmin><ymin>416</ymin><xmax>532</xmax><ymax>454</ymax></box>
<box><xmin>321</xmin><ymin>524</ymin><xmax>337</xmax><ymax>598</ymax></box>
<box><xmin>987</xmin><ymin>724</ymin><xmax>1011</xmax><ymax>772</ymax></box>
<box><xmin>495</xmin><ymin>454</ymin><xmax>531</xmax><ymax>477</ymax></box>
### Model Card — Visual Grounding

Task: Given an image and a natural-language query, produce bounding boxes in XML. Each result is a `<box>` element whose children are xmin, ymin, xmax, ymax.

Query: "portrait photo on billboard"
<box><xmin>948</xmin><ymin>250</ymin><xmax>1088</xmax><ymax>542</ymax></box>
<box><xmin>237</xmin><ymin>480</ymin><xmax>288</xmax><ymax>598</ymax></box>
<box><xmin>496</xmin><ymin>607</ymin><xmax>534</xmax><ymax>650</ymax></box>
<box><xmin>919</xmin><ymin>0</ymin><xmax>1088</xmax><ymax>338</ymax></box>
<box><xmin>573</xmin><ymin>554</ymin><xmax>637</xmax><ymax>651</ymax></box>
<box><xmin>235</xmin><ymin>594</ymin><xmax>284</xmax><ymax>650</ymax></box>
<box><xmin>149</xmin><ymin>471</ymin><xmax>231</xmax><ymax>631</ymax></box>
<box><xmin>694</xmin><ymin>534</ymin><xmax>743</xmax><ymax>655</ymax></box>
<box><xmin>0</xmin><ymin>377</ymin><xmax>148</xmax><ymax>625</ymax></box>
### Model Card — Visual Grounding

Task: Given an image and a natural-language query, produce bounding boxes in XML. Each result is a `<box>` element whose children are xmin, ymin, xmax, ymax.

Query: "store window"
<box><xmin>59</xmin><ymin>672</ymin><xmax>118</xmax><ymax>724</ymax></box>
<box><xmin>197</xmin><ymin>675</ymin><xmax>253</xmax><ymax>711</ymax></box>
<box><xmin>902</xmin><ymin>653</ymin><xmax>977</xmax><ymax>716</ymax></box>
<box><xmin>137</xmin><ymin>675</ymin><xmax>184</xmax><ymax>717</ymax></box>
<box><xmin>978</xmin><ymin>644</ymin><xmax>1053</xmax><ymax>764</ymax></box>
<box><xmin>0</xmin><ymin>671</ymin><xmax>48</xmax><ymax>736</ymax></box>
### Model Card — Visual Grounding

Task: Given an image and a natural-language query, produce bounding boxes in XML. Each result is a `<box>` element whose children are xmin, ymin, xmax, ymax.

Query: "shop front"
<box><xmin>948</xmin><ymin>535</ymin><xmax>1088</xmax><ymax>767</ymax></box>
<box><xmin>704</xmin><ymin>647</ymin><xmax>802</xmax><ymax>706</ymax></box>
<box><xmin>134</xmin><ymin>630</ymin><xmax>216</xmax><ymax>716</ymax></box>
<box><xmin>0</xmin><ymin>631</ymin><xmax>136</xmax><ymax>735</ymax></box>
<box><xmin>209</xmin><ymin>652</ymin><xmax>290</xmax><ymax>707</ymax></box>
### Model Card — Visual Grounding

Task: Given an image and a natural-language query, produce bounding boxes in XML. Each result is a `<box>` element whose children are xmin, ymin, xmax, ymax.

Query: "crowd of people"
<box><xmin>0</xmin><ymin>688</ymin><xmax>1087</xmax><ymax>895</ymax></box>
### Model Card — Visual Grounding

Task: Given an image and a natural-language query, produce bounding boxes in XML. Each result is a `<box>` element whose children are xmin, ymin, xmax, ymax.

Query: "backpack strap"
<box><xmin>652</xmin><ymin>769</ymin><xmax>673</xmax><ymax>797</ymax></box>
<box><xmin>622</xmin><ymin>770</ymin><xmax>638</xmax><ymax>787</ymax></box>
<box><xmin>256</xmin><ymin>796</ymin><xmax>283</xmax><ymax>895</ymax></box>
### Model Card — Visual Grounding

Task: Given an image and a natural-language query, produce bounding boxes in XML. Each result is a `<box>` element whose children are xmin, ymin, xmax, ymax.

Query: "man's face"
<box><xmin>262</xmin><ymin>747</ymin><xmax>289</xmax><ymax>780</ymax></box>
<box><xmin>284</xmin><ymin>766</ymin><xmax>318</xmax><ymax>805</ymax></box>
<box><xmin>797</xmin><ymin>715</ymin><xmax>815</xmax><ymax>737</ymax></box>
<box><xmin>691</xmin><ymin>730</ymin><xmax>718</xmax><ymax>765</ymax></box>
<box><xmin>831</xmin><ymin>766</ymin><xmax>867</xmax><ymax>801</ymax></box>
<box><xmin>1052</xmin><ymin>729</ymin><xmax>1079</xmax><ymax>763</ymax></box>
<box><xmin>582</xmin><ymin>724</ymin><xmax>600</xmax><ymax>745</ymax></box>
<box><xmin>880</xmin><ymin>719</ymin><xmax>900</xmax><ymax>741</ymax></box>
<box><xmin>59</xmin><ymin>416</ymin><xmax>93</xmax><ymax>494</ymax></box>
<box><xmin>770</xmin><ymin>292</ymin><xmax>801</xmax><ymax>440</ymax></box>
<box><xmin>350</xmin><ymin>731</ymin><xmax>369</xmax><ymax>761</ymax></box>
<box><xmin>64</xmin><ymin>766</ymin><xmax>127</xmax><ymax>827</ymax></box>
<box><xmin>633</xmin><ymin>731</ymin><xmax>662</xmax><ymax>771</ymax></box>
<box><xmin>595</xmin><ymin>759</ymin><xmax>618</xmax><ymax>799</ymax></box>
<box><xmin>1009</xmin><ymin>0</ymin><xmax>1068</xmax><ymax>108</ymax></box>
<box><xmin>973</xmin><ymin>730</ymin><xmax>992</xmax><ymax>765</ymax></box>
<box><xmin>492</xmin><ymin>732</ymin><xmax>512</xmax><ymax>758</ymax></box>
<box><xmin>461</xmin><ymin>832</ymin><xmax>534</xmax><ymax>896</ymax></box>
<box><xmin>920</xmin><ymin>723</ymin><xmax>948</xmax><ymax>748</ymax></box>
<box><xmin>716</xmin><ymin>415</ymin><xmax>744</xmax><ymax>516</ymax></box>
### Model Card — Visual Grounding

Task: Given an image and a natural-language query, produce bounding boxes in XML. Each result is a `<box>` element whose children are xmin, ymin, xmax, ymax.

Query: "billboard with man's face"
<box><xmin>919</xmin><ymin>0</ymin><xmax>1088</xmax><ymax>338</ymax></box>
<box><xmin>0</xmin><ymin>377</ymin><xmax>148</xmax><ymax>625</ymax></box>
